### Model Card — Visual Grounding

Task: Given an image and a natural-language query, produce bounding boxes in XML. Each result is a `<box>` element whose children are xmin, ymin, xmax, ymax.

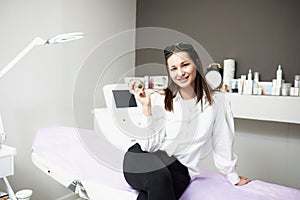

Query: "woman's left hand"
<box><xmin>235</xmin><ymin>176</ymin><xmax>251</xmax><ymax>186</ymax></box>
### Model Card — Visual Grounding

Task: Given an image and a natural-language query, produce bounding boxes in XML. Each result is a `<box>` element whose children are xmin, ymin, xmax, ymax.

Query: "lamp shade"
<box><xmin>46</xmin><ymin>32</ymin><xmax>84</xmax><ymax>44</ymax></box>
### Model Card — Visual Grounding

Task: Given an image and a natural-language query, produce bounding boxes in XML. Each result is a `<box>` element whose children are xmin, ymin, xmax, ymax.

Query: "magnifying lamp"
<box><xmin>0</xmin><ymin>31</ymin><xmax>84</xmax><ymax>200</ymax></box>
<box><xmin>0</xmin><ymin>32</ymin><xmax>84</xmax><ymax>79</ymax></box>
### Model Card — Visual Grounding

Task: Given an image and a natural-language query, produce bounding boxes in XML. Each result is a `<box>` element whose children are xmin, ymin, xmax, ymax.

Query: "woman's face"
<box><xmin>167</xmin><ymin>51</ymin><xmax>197</xmax><ymax>89</ymax></box>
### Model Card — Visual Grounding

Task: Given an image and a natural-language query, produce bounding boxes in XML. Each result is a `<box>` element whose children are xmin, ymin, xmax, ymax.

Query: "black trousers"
<box><xmin>123</xmin><ymin>143</ymin><xmax>190</xmax><ymax>200</ymax></box>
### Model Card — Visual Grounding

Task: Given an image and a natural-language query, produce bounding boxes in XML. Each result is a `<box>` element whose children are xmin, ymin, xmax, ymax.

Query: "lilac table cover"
<box><xmin>32</xmin><ymin>126</ymin><xmax>300</xmax><ymax>200</ymax></box>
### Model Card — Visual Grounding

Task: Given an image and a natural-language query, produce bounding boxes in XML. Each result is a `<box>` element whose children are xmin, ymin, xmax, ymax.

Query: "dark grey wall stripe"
<box><xmin>136</xmin><ymin>0</ymin><xmax>300</xmax><ymax>83</ymax></box>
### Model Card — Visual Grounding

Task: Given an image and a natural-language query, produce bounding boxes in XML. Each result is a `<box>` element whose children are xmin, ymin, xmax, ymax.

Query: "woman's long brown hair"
<box><xmin>164</xmin><ymin>45</ymin><xmax>214</xmax><ymax>112</ymax></box>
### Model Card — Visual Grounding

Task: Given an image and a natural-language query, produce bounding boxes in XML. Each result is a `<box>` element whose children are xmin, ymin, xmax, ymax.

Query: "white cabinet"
<box><xmin>226</xmin><ymin>93</ymin><xmax>300</xmax><ymax>124</ymax></box>
<box><xmin>0</xmin><ymin>145</ymin><xmax>16</xmax><ymax>178</ymax></box>
<box><xmin>0</xmin><ymin>145</ymin><xmax>17</xmax><ymax>200</ymax></box>
<box><xmin>218</xmin><ymin>94</ymin><xmax>300</xmax><ymax>188</ymax></box>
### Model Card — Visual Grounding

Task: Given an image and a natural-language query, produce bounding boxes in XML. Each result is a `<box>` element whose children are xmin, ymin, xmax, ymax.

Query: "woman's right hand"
<box><xmin>134</xmin><ymin>88</ymin><xmax>152</xmax><ymax>116</ymax></box>
<box><xmin>235</xmin><ymin>176</ymin><xmax>251</xmax><ymax>186</ymax></box>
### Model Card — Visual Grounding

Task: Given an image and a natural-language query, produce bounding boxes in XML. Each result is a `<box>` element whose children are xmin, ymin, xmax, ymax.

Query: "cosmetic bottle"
<box><xmin>290</xmin><ymin>87</ymin><xmax>300</xmax><ymax>96</ymax></box>
<box><xmin>144</xmin><ymin>76</ymin><xmax>149</xmax><ymax>89</ymax></box>
<box><xmin>248</xmin><ymin>69</ymin><xmax>252</xmax><ymax>80</ymax></box>
<box><xmin>238</xmin><ymin>75</ymin><xmax>246</xmax><ymax>94</ymax></box>
<box><xmin>149</xmin><ymin>76</ymin><xmax>153</xmax><ymax>89</ymax></box>
<box><xmin>277</xmin><ymin>65</ymin><xmax>283</xmax><ymax>95</ymax></box>
<box><xmin>244</xmin><ymin>69</ymin><xmax>253</xmax><ymax>95</ymax></box>
<box><xmin>231</xmin><ymin>79</ymin><xmax>239</xmax><ymax>93</ymax></box>
<box><xmin>295</xmin><ymin>75</ymin><xmax>300</xmax><ymax>88</ymax></box>
<box><xmin>277</xmin><ymin>65</ymin><xmax>282</xmax><ymax>80</ymax></box>
<box><xmin>281</xmin><ymin>83</ymin><xmax>292</xmax><ymax>96</ymax></box>
<box><xmin>272</xmin><ymin>65</ymin><xmax>284</xmax><ymax>96</ymax></box>
<box><xmin>253</xmin><ymin>72</ymin><xmax>259</xmax><ymax>95</ymax></box>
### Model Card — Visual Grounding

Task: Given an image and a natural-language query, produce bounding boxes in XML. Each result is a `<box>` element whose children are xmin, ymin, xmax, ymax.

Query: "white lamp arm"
<box><xmin>0</xmin><ymin>37</ymin><xmax>46</xmax><ymax>79</ymax></box>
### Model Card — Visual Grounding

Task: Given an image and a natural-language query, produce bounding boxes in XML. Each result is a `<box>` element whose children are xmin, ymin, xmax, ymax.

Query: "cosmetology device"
<box><xmin>94</xmin><ymin>83</ymin><xmax>148</xmax><ymax>151</ymax></box>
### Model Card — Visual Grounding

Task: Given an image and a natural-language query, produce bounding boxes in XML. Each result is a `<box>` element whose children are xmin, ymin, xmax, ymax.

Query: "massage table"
<box><xmin>32</xmin><ymin>126</ymin><xmax>300</xmax><ymax>200</ymax></box>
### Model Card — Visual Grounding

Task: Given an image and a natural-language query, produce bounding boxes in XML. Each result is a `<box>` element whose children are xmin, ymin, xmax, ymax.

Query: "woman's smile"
<box><xmin>177</xmin><ymin>75</ymin><xmax>190</xmax><ymax>82</ymax></box>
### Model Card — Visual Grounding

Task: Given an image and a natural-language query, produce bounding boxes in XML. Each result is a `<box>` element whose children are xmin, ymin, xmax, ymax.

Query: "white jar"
<box><xmin>281</xmin><ymin>83</ymin><xmax>291</xmax><ymax>96</ymax></box>
<box><xmin>290</xmin><ymin>87</ymin><xmax>300</xmax><ymax>96</ymax></box>
<box><xmin>295</xmin><ymin>75</ymin><xmax>300</xmax><ymax>88</ymax></box>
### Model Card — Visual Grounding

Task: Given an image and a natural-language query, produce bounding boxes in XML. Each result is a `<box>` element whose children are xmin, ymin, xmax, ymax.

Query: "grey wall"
<box><xmin>136</xmin><ymin>0</ymin><xmax>300</xmax><ymax>83</ymax></box>
<box><xmin>0</xmin><ymin>0</ymin><xmax>136</xmax><ymax>199</ymax></box>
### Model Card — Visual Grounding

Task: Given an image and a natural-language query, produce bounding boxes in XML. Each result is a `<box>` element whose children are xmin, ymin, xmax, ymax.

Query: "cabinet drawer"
<box><xmin>0</xmin><ymin>155</ymin><xmax>14</xmax><ymax>178</ymax></box>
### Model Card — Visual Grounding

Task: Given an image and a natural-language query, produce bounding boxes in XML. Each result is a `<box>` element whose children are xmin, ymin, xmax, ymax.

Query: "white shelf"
<box><xmin>226</xmin><ymin>93</ymin><xmax>300</xmax><ymax>124</ymax></box>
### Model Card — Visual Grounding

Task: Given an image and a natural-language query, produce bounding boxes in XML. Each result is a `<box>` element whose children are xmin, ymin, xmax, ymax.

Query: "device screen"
<box><xmin>112</xmin><ymin>90</ymin><xmax>137</xmax><ymax>108</ymax></box>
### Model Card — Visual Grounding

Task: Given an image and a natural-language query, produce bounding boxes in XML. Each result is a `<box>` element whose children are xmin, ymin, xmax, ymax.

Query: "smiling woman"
<box><xmin>123</xmin><ymin>42</ymin><xmax>251</xmax><ymax>200</ymax></box>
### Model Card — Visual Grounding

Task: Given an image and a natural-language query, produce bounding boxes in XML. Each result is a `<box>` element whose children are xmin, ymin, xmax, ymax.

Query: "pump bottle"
<box><xmin>277</xmin><ymin>65</ymin><xmax>282</xmax><ymax>80</ymax></box>
<box><xmin>244</xmin><ymin>69</ymin><xmax>253</xmax><ymax>95</ymax></box>
<box><xmin>273</xmin><ymin>65</ymin><xmax>283</xmax><ymax>95</ymax></box>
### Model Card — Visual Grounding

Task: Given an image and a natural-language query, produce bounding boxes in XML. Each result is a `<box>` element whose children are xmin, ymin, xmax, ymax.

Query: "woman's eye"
<box><xmin>170</xmin><ymin>68</ymin><xmax>177</xmax><ymax>71</ymax></box>
<box><xmin>182</xmin><ymin>63</ymin><xmax>189</xmax><ymax>67</ymax></box>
